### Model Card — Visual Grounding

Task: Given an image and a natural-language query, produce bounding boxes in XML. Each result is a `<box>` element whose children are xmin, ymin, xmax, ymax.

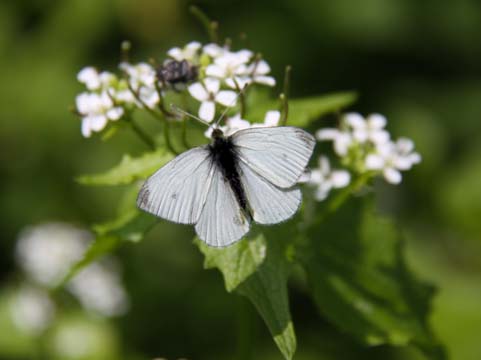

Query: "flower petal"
<box><xmin>188</xmin><ymin>82</ymin><xmax>208</xmax><ymax>101</ymax></box>
<box><xmin>215</xmin><ymin>90</ymin><xmax>237</xmax><ymax>107</ymax></box>
<box><xmin>384</xmin><ymin>167</ymin><xmax>402</xmax><ymax>184</ymax></box>
<box><xmin>199</xmin><ymin>101</ymin><xmax>216</xmax><ymax>122</ymax></box>
<box><xmin>206</xmin><ymin>64</ymin><xmax>226</xmax><ymax>78</ymax></box>
<box><xmin>204</xmin><ymin>78</ymin><xmax>220</xmax><ymax>94</ymax></box>
<box><xmin>264</xmin><ymin>110</ymin><xmax>280</xmax><ymax>126</ymax></box>
<box><xmin>167</xmin><ymin>47</ymin><xmax>183</xmax><ymax>61</ymax></box>
<box><xmin>107</xmin><ymin>107</ymin><xmax>124</xmax><ymax>120</ymax></box>
<box><xmin>330</xmin><ymin>171</ymin><xmax>351</xmax><ymax>188</ymax></box>
<box><xmin>345</xmin><ymin>112</ymin><xmax>366</xmax><ymax>130</ymax></box>
<box><xmin>367</xmin><ymin>113</ymin><xmax>387</xmax><ymax>129</ymax></box>
<box><xmin>365</xmin><ymin>154</ymin><xmax>385</xmax><ymax>170</ymax></box>
<box><xmin>315</xmin><ymin>128</ymin><xmax>340</xmax><ymax>141</ymax></box>
<box><xmin>254</xmin><ymin>75</ymin><xmax>276</xmax><ymax>87</ymax></box>
<box><xmin>77</xmin><ymin>67</ymin><xmax>100</xmax><ymax>90</ymax></box>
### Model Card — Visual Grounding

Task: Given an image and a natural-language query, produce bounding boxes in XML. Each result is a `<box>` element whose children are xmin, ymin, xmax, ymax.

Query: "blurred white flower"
<box><xmin>120</xmin><ymin>62</ymin><xmax>159</xmax><ymax>109</ymax></box>
<box><xmin>316</xmin><ymin>128</ymin><xmax>353</xmax><ymax>156</ymax></box>
<box><xmin>205</xmin><ymin>50</ymin><xmax>253</xmax><ymax>88</ymax></box>
<box><xmin>188</xmin><ymin>78</ymin><xmax>237</xmax><ymax>122</ymax></box>
<box><xmin>225</xmin><ymin>59</ymin><xmax>276</xmax><ymax>88</ymax></box>
<box><xmin>16</xmin><ymin>223</ymin><xmax>90</xmax><ymax>287</ymax></box>
<box><xmin>203</xmin><ymin>43</ymin><xmax>227</xmax><ymax>58</ymax></box>
<box><xmin>77</xmin><ymin>67</ymin><xmax>115</xmax><ymax>91</ymax></box>
<box><xmin>168</xmin><ymin>41</ymin><xmax>202</xmax><ymax>62</ymax></box>
<box><xmin>252</xmin><ymin>110</ymin><xmax>281</xmax><ymax>128</ymax></box>
<box><xmin>365</xmin><ymin>137</ymin><xmax>422</xmax><ymax>184</ymax></box>
<box><xmin>345</xmin><ymin>112</ymin><xmax>390</xmax><ymax>145</ymax></box>
<box><xmin>68</xmin><ymin>262</ymin><xmax>129</xmax><ymax>317</ymax></box>
<box><xmin>9</xmin><ymin>285</ymin><xmax>55</xmax><ymax>335</ymax></box>
<box><xmin>76</xmin><ymin>92</ymin><xmax>124</xmax><ymax>137</ymax></box>
<box><xmin>302</xmin><ymin>156</ymin><xmax>351</xmax><ymax>201</ymax></box>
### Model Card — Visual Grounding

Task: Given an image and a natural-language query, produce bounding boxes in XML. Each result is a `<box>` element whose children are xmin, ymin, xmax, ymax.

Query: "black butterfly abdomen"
<box><xmin>209</xmin><ymin>136</ymin><xmax>251</xmax><ymax>218</ymax></box>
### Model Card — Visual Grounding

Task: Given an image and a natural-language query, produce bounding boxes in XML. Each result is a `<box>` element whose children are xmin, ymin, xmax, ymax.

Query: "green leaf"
<box><xmin>248</xmin><ymin>91</ymin><xmax>357</xmax><ymax>126</ymax></box>
<box><xmin>196</xmin><ymin>234</ymin><xmax>296</xmax><ymax>360</ymax></box>
<box><xmin>300</xmin><ymin>198</ymin><xmax>445</xmax><ymax>359</ymax></box>
<box><xmin>60</xmin><ymin>209</ymin><xmax>157</xmax><ymax>286</ymax></box>
<box><xmin>288</xmin><ymin>92</ymin><xmax>358</xmax><ymax>127</ymax></box>
<box><xmin>77</xmin><ymin>149</ymin><xmax>173</xmax><ymax>186</ymax></box>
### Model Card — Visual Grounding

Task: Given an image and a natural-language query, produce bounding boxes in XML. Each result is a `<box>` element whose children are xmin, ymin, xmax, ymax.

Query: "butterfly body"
<box><xmin>138</xmin><ymin>126</ymin><xmax>315</xmax><ymax>247</ymax></box>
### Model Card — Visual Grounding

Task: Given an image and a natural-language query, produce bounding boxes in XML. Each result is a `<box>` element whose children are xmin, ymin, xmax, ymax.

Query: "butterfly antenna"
<box><xmin>170</xmin><ymin>104</ymin><xmax>211</xmax><ymax>127</ymax></box>
<box><xmin>214</xmin><ymin>82</ymin><xmax>249</xmax><ymax>127</ymax></box>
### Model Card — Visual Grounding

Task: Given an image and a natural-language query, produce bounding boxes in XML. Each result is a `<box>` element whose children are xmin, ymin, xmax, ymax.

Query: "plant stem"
<box><xmin>128</xmin><ymin>85</ymin><xmax>179</xmax><ymax>155</ymax></box>
<box><xmin>189</xmin><ymin>5</ymin><xmax>218</xmax><ymax>43</ymax></box>
<box><xmin>280</xmin><ymin>65</ymin><xmax>291</xmax><ymax>126</ymax></box>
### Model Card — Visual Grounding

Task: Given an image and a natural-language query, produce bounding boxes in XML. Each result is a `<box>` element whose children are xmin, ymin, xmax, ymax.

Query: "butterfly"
<box><xmin>137</xmin><ymin>125</ymin><xmax>315</xmax><ymax>247</ymax></box>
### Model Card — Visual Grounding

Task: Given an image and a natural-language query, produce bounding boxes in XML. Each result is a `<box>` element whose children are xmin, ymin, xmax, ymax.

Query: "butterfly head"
<box><xmin>211</xmin><ymin>127</ymin><xmax>225</xmax><ymax>140</ymax></box>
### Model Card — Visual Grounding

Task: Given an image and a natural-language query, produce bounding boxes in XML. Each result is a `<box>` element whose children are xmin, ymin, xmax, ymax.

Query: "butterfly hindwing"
<box><xmin>137</xmin><ymin>146</ymin><xmax>214</xmax><ymax>224</ymax></box>
<box><xmin>195</xmin><ymin>165</ymin><xmax>250</xmax><ymax>247</ymax></box>
<box><xmin>232</xmin><ymin>126</ymin><xmax>315</xmax><ymax>188</ymax></box>
<box><xmin>237</xmin><ymin>160</ymin><xmax>302</xmax><ymax>225</ymax></box>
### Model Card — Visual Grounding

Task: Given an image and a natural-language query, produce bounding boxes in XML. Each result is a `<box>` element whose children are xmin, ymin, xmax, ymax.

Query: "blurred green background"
<box><xmin>1</xmin><ymin>0</ymin><xmax>481</xmax><ymax>359</ymax></box>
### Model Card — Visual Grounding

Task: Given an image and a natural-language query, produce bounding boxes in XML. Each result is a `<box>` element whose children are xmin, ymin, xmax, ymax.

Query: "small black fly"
<box><xmin>157</xmin><ymin>59</ymin><xmax>198</xmax><ymax>90</ymax></box>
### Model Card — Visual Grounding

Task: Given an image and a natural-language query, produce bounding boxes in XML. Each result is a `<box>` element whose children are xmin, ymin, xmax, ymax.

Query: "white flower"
<box><xmin>303</xmin><ymin>156</ymin><xmax>351</xmax><ymax>201</ymax></box>
<box><xmin>203</xmin><ymin>43</ymin><xmax>227</xmax><ymax>58</ymax></box>
<box><xmin>188</xmin><ymin>78</ymin><xmax>237</xmax><ymax>122</ymax></box>
<box><xmin>76</xmin><ymin>91</ymin><xmax>124</xmax><ymax>137</ymax></box>
<box><xmin>68</xmin><ymin>262</ymin><xmax>129</xmax><ymax>317</ymax></box>
<box><xmin>345</xmin><ymin>112</ymin><xmax>390</xmax><ymax>145</ymax></box>
<box><xmin>9</xmin><ymin>285</ymin><xmax>55</xmax><ymax>335</ymax></box>
<box><xmin>365</xmin><ymin>137</ymin><xmax>421</xmax><ymax>184</ymax></box>
<box><xmin>77</xmin><ymin>67</ymin><xmax>115</xmax><ymax>91</ymax></box>
<box><xmin>252</xmin><ymin>110</ymin><xmax>281</xmax><ymax>127</ymax></box>
<box><xmin>226</xmin><ymin>59</ymin><xmax>276</xmax><ymax>88</ymax></box>
<box><xmin>120</xmin><ymin>62</ymin><xmax>159</xmax><ymax>109</ymax></box>
<box><xmin>206</xmin><ymin>50</ymin><xmax>253</xmax><ymax>88</ymax></box>
<box><xmin>168</xmin><ymin>41</ymin><xmax>202</xmax><ymax>61</ymax></box>
<box><xmin>16</xmin><ymin>223</ymin><xmax>90</xmax><ymax>287</ymax></box>
<box><xmin>316</xmin><ymin>128</ymin><xmax>353</xmax><ymax>157</ymax></box>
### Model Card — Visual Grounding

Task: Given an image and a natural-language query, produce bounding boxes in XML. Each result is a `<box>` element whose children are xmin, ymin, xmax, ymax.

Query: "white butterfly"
<box><xmin>137</xmin><ymin>126</ymin><xmax>315</xmax><ymax>247</ymax></box>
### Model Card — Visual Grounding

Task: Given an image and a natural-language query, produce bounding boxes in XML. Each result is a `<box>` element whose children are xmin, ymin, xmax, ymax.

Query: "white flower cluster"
<box><xmin>316</xmin><ymin>112</ymin><xmax>421</xmax><ymax>185</ymax></box>
<box><xmin>75</xmin><ymin>41</ymin><xmax>276</xmax><ymax>137</ymax></box>
<box><xmin>13</xmin><ymin>223</ymin><xmax>129</xmax><ymax>332</ymax></box>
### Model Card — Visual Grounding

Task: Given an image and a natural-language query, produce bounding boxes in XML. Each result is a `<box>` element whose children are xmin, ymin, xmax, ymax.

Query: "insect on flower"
<box><xmin>137</xmin><ymin>102</ymin><xmax>315</xmax><ymax>247</ymax></box>
<box><xmin>157</xmin><ymin>59</ymin><xmax>198</xmax><ymax>89</ymax></box>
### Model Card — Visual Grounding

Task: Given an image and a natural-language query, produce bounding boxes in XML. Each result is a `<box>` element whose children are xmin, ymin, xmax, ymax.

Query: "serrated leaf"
<box><xmin>77</xmin><ymin>149</ymin><xmax>173</xmax><ymax>186</ymax></box>
<box><xmin>196</xmin><ymin>234</ymin><xmax>296</xmax><ymax>360</ymax></box>
<box><xmin>248</xmin><ymin>91</ymin><xmax>357</xmax><ymax>126</ymax></box>
<box><xmin>60</xmin><ymin>209</ymin><xmax>157</xmax><ymax>287</ymax></box>
<box><xmin>300</xmin><ymin>198</ymin><xmax>445</xmax><ymax>359</ymax></box>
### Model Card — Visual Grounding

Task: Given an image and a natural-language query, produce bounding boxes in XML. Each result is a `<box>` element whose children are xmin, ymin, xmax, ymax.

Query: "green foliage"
<box><xmin>299</xmin><ymin>198</ymin><xmax>445</xmax><ymax>359</ymax></box>
<box><xmin>60</xmin><ymin>209</ymin><xmax>157</xmax><ymax>286</ymax></box>
<box><xmin>248</xmin><ymin>91</ymin><xmax>357</xmax><ymax>125</ymax></box>
<box><xmin>77</xmin><ymin>149</ymin><xmax>173</xmax><ymax>186</ymax></box>
<box><xmin>196</xmin><ymin>233</ymin><xmax>296</xmax><ymax>360</ymax></box>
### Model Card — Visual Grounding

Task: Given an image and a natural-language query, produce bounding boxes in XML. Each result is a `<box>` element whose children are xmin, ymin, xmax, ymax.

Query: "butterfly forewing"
<box><xmin>195</xmin><ymin>165</ymin><xmax>250</xmax><ymax>247</ymax></box>
<box><xmin>137</xmin><ymin>147</ymin><xmax>214</xmax><ymax>224</ymax></box>
<box><xmin>238</xmin><ymin>160</ymin><xmax>302</xmax><ymax>224</ymax></box>
<box><xmin>232</xmin><ymin>127</ymin><xmax>315</xmax><ymax>188</ymax></box>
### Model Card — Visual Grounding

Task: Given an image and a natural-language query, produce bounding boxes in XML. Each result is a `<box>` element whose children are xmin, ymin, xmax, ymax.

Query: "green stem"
<box><xmin>189</xmin><ymin>5</ymin><xmax>218</xmax><ymax>43</ymax></box>
<box><xmin>280</xmin><ymin>65</ymin><xmax>291</xmax><ymax>126</ymax></box>
<box><xmin>128</xmin><ymin>85</ymin><xmax>179</xmax><ymax>154</ymax></box>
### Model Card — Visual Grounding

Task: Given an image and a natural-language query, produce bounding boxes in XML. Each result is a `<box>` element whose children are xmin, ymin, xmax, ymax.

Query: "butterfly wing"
<box><xmin>231</xmin><ymin>126</ymin><xmax>315</xmax><ymax>188</ymax></box>
<box><xmin>137</xmin><ymin>146</ymin><xmax>215</xmax><ymax>224</ymax></box>
<box><xmin>238</xmin><ymin>161</ymin><xmax>302</xmax><ymax>224</ymax></box>
<box><xmin>195</xmin><ymin>165</ymin><xmax>250</xmax><ymax>247</ymax></box>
